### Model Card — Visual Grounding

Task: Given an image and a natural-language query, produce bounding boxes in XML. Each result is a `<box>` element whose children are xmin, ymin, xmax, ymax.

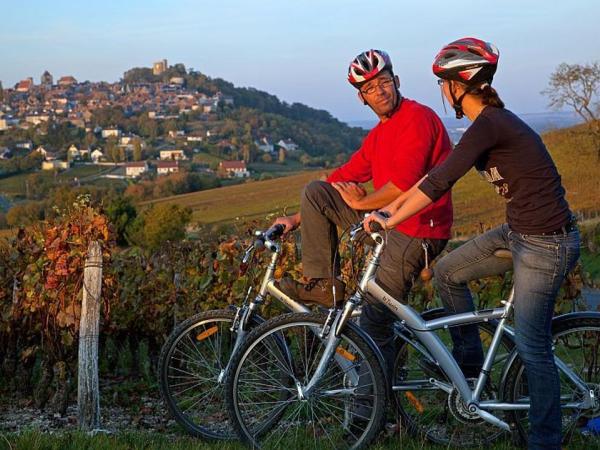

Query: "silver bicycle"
<box><xmin>158</xmin><ymin>223</ymin><xmax>512</xmax><ymax>441</ymax></box>
<box><xmin>225</xmin><ymin>220</ymin><xmax>600</xmax><ymax>449</ymax></box>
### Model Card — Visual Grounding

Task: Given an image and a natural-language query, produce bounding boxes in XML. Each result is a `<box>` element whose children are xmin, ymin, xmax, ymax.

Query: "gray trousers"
<box><xmin>300</xmin><ymin>181</ymin><xmax>447</xmax><ymax>375</ymax></box>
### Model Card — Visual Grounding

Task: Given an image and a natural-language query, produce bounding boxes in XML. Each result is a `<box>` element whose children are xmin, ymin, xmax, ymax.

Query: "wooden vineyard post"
<box><xmin>77</xmin><ymin>241</ymin><xmax>103</xmax><ymax>430</ymax></box>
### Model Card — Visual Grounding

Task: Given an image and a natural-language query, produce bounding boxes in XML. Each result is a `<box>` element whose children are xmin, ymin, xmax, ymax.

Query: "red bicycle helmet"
<box><xmin>432</xmin><ymin>37</ymin><xmax>499</xmax><ymax>85</ymax></box>
<box><xmin>348</xmin><ymin>49</ymin><xmax>393</xmax><ymax>88</ymax></box>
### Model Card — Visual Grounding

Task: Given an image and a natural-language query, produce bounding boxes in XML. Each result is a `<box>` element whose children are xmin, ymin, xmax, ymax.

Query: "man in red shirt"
<box><xmin>273</xmin><ymin>49</ymin><xmax>453</xmax><ymax>372</ymax></box>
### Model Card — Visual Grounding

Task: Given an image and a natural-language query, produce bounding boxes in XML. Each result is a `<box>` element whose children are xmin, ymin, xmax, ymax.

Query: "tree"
<box><xmin>128</xmin><ymin>203</ymin><xmax>192</xmax><ymax>251</ymax></box>
<box><xmin>132</xmin><ymin>139</ymin><xmax>143</xmax><ymax>161</ymax></box>
<box><xmin>6</xmin><ymin>201</ymin><xmax>45</xmax><ymax>226</ymax></box>
<box><xmin>138</xmin><ymin>113</ymin><xmax>158</xmax><ymax>140</ymax></box>
<box><xmin>543</xmin><ymin>62</ymin><xmax>600</xmax><ymax>160</ymax></box>
<box><xmin>105</xmin><ymin>138</ymin><xmax>118</xmax><ymax>162</ymax></box>
<box><xmin>84</xmin><ymin>132</ymin><xmax>97</xmax><ymax>149</ymax></box>
<box><xmin>105</xmin><ymin>196</ymin><xmax>137</xmax><ymax>246</ymax></box>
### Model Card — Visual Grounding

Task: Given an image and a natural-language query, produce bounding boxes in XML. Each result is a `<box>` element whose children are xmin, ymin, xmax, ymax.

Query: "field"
<box><xmin>0</xmin><ymin>164</ymin><xmax>120</xmax><ymax>197</ymax></box>
<box><xmin>143</xmin><ymin>124</ymin><xmax>600</xmax><ymax>236</ymax></box>
<box><xmin>139</xmin><ymin>169</ymin><xmax>323</xmax><ymax>225</ymax></box>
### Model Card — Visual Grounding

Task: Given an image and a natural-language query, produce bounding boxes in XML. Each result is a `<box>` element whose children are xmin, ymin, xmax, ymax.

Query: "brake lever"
<box><xmin>242</xmin><ymin>244</ymin><xmax>255</xmax><ymax>264</ymax></box>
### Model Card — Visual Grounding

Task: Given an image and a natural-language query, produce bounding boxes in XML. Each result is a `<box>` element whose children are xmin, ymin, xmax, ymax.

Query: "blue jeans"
<box><xmin>433</xmin><ymin>223</ymin><xmax>580</xmax><ymax>450</ymax></box>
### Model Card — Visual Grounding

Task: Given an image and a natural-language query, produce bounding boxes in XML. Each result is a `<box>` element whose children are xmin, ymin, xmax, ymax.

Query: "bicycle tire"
<box><xmin>158</xmin><ymin>308</ymin><xmax>260</xmax><ymax>440</ymax></box>
<box><xmin>503</xmin><ymin>312</ymin><xmax>600</xmax><ymax>447</ymax></box>
<box><xmin>392</xmin><ymin>309</ymin><xmax>514</xmax><ymax>446</ymax></box>
<box><xmin>225</xmin><ymin>312</ymin><xmax>387</xmax><ymax>449</ymax></box>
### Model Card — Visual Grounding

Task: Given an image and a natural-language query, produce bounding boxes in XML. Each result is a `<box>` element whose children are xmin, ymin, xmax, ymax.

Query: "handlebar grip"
<box><xmin>265</xmin><ymin>223</ymin><xmax>285</xmax><ymax>240</ymax></box>
<box><xmin>368</xmin><ymin>221</ymin><xmax>383</xmax><ymax>233</ymax></box>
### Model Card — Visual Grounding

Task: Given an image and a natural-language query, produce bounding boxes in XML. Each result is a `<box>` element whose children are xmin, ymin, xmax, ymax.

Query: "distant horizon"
<box><xmin>0</xmin><ymin>65</ymin><xmax>581</xmax><ymax>124</ymax></box>
<box><xmin>346</xmin><ymin>110</ymin><xmax>582</xmax><ymax>125</ymax></box>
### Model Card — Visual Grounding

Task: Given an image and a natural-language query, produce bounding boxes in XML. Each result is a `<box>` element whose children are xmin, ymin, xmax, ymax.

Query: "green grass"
<box><xmin>193</xmin><ymin>152</ymin><xmax>223</xmax><ymax>165</ymax></box>
<box><xmin>0</xmin><ymin>165</ymin><xmax>118</xmax><ymax>197</ymax></box>
<box><xmin>0</xmin><ymin>171</ymin><xmax>33</xmax><ymax>196</ymax></box>
<box><xmin>0</xmin><ymin>429</ymin><xmax>595</xmax><ymax>450</ymax></box>
<box><xmin>248</xmin><ymin>160</ymin><xmax>305</xmax><ymax>175</ymax></box>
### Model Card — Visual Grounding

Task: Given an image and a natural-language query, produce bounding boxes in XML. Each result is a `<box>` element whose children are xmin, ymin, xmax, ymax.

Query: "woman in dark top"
<box><xmin>365</xmin><ymin>37</ymin><xmax>580</xmax><ymax>450</ymax></box>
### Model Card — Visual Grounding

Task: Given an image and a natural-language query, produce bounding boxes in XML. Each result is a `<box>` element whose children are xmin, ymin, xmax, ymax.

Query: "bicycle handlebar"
<box><xmin>265</xmin><ymin>224</ymin><xmax>285</xmax><ymax>241</ymax></box>
<box><xmin>349</xmin><ymin>211</ymin><xmax>389</xmax><ymax>238</ymax></box>
<box><xmin>253</xmin><ymin>223</ymin><xmax>286</xmax><ymax>252</ymax></box>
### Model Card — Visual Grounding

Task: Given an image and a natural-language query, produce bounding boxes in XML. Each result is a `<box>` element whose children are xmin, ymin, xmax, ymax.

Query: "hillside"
<box><xmin>121</xmin><ymin>65</ymin><xmax>366</xmax><ymax>158</ymax></box>
<box><xmin>143</xmin><ymin>123</ymin><xmax>600</xmax><ymax>236</ymax></box>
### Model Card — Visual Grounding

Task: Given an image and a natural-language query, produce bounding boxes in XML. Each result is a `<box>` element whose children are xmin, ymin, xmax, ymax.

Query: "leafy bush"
<box><xmin>126</xmin><ymin>203</ymin><xmax>192</xmax><ymax>252</ymax></box>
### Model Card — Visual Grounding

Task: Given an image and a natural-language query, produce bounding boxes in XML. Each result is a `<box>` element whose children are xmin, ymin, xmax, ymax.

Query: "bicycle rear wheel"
<box><xmin>158</xmin><ymin>309</ymin><xmax>251</xmax><ymax>439</ymax></box>
<box><xmin>392</xmin><ymin>311</ymin><xmax>514</xmax><ymax>446</ymax></box>
<box><xmin>503</xmin><ymin>313</ymin><xmax>600</xmax><ymax>447</ymax></box>
<box><xmin>226</xmin><ymin>312</ymin><xmax>387</xmax><ymax>449</ymax></box>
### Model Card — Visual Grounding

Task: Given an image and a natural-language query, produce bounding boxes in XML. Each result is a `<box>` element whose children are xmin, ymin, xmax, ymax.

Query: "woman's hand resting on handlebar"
<box><xmin>362</xmin><ymin>210</ymin><xmax>391</xmax><ymax>233</ymax></box>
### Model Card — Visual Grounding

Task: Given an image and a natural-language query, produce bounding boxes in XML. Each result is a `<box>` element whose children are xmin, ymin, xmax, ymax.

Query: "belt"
<box><xmin>538</xmin><ymin>217</ymin><xmax>577</xmax><ymax>236</ymax></box>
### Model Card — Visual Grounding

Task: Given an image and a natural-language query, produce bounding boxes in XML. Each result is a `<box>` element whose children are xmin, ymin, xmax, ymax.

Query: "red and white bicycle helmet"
<box><xmin>432</xmin><ymin>37</ymin><xmax>499</xmax><ymax>85</ymax></box>
<box><xmin>348</xmin><ymin>49</ymin><xmax>393</xmax><ymax>88</ymax></box>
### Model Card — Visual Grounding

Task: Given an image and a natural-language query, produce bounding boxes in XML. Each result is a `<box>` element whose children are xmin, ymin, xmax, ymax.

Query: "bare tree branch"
<box><xmin>542</xmin><ymin>62</ymin><xmax>600</xmax><ymax>159</ymax></box>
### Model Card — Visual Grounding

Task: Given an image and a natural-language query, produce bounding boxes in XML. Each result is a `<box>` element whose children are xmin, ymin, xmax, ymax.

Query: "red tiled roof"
<box><xmin>17</xmin><ymin>79</ymin><xmax>33</xmax><ymax>90</ymax></box>
<box><xmin>156</xmin><ymin>161</ymin><xmax>178</xmax><ymax>168</ymax></box>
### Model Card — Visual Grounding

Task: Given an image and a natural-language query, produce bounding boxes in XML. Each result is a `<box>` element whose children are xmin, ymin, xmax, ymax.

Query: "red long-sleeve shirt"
<box><xmin>327</xmin><ymin>99</ymin><xmax>453</xmax><ymax>239</ymax></box>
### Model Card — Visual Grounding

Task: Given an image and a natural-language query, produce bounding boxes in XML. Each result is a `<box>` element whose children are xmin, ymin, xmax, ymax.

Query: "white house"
<box><xmin>15</xmin><ymin>141</ymin><xmax>33</xmax><ymax>150</ymax></box>
<box><xmin>119</xmin><ymin>135</ymin><xmax>138</xmax><ymax>146</ymax></box>
<box><xmin>91</xmin><ymin>149</ymin><xmax>104</xmax><ymax>163</ymax></box>
<box><xmin>102</xmin><ymin>128</ymin><xmax>122</xmax><ymax>139</ymax></box>
<box><xmin>124</xmin><ymin>161</ymin><xmax>149</xmax><ymax>178</ymax></box>
<box><xmin>219</xmin><ymin>160</ymin><xmax>250</xmax><ymax>178</ymax></box>
<box><xmin>159</xmin><ymin>149</ymin><xmax>187</xmax><ymax>161</ymax></box>
<box><xmin>256</xmin><ymin>137</ymin><xmax>274</xmax><ymax>153</ymax></box>
<box><xmin>42</xmin><ymin>160</ymin><xmax>70</xmax><ymax>171</ymax></box>
<box><xmin>67</xmin><ymin>144</ymin><xmax>80</xmax><ymax>160</ymax></box>
<box><xmin>168</xmin><ymin>130</ymin><xmax>185</xmax><ymax>138</ymax></box>
<box><xmin>169</xmin><ymin>77</ymin><xmax>185</xmax><ymax>86</ymax></box>
<box><xmin>186</xmin><ymin>135</ymin><xmax>203</xmax><ymax>142</ymax></box>
<box><xmin>277</xmin><ymin>139</ymin><xmax>299</xmax><ymax>152</ymax></box>
<box><xmin>156</xmin><ymin>160</ymin><xmax>179</xmax><ymax>176</ymax></box>
<box><xmin>25</xmin><ymin>114</ymin><xmax>50</xmax><ymax>125</ymax></box>
<box><xmin>34</xmin><ymin>146</ymin><xmax>55</xmax><ymax>160</ymax></box>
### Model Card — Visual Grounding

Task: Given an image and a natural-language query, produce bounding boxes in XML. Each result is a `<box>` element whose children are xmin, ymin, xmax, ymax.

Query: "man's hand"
<box><xmin>331</xmin><ymin>182</ymin><xmax>367</xmax><ymax>209</ymax></box>
<box><xmin>273</xmin><ymin>213</ymin><xmax>300</xmax><ymax>234</ymax></box>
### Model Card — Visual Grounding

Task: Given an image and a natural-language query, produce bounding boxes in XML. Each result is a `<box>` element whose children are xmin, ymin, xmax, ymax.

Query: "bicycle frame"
<box><xmin>218</xmin><ymin>231</ymin><xmax>361</xmax><ymax>385</ymax></box>
<box><xmin>305</xmin><ymin>228</ymin><xmax>598</xmax><ymax>432</ymax></box>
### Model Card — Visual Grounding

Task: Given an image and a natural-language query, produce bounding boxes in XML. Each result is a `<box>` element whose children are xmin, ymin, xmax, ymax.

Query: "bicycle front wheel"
<box><xmin>159</xmin><ymin>309</ymin><xmax>250</xmax><ymax>440</ymax></box>
<box><xmin>226</xmin><ymin>312</ymin><xmax>387</xmax><ymax>449</ymax></box>
<box><xmin>503</xmin><ymin>313</ymin><xmax>600</xmax><ymax>446</ymax></box>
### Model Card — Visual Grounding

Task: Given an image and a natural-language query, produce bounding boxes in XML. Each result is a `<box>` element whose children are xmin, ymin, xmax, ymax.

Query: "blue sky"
<box><xmin>1</xmin><ymin>0</ymin><xmax>598</xmax><ymax>121</ymax></box>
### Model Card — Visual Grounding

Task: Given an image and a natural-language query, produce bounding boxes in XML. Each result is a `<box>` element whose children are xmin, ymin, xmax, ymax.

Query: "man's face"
<box><xmin>359</xmin><ymin>73</ymin><xmax>399</xmax><ymax>118</ymax></box>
